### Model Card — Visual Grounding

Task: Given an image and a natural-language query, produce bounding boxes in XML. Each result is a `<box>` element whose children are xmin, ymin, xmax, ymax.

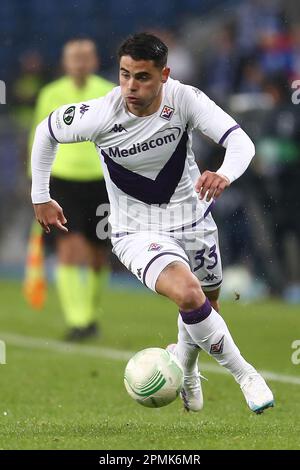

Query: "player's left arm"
<box><xmin>182</xmin><ymin>85</ymin><xmax>255</xmax><ymax>201</ymax></box>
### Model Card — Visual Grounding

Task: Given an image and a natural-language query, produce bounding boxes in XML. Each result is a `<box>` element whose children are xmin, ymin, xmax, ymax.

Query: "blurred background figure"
<box><xmin>150</xmin><ymin>29</ymin><xmax>197</xmax><ymax>84</ymax></box>
<box><xmin>11</xmin><ymin>50</ymin><xmax>48</xmax><ymax>130</ymax></box>
<box><xmin>200</xmin><ymin>24</ymin><xmax>239</xmax><ymax>105</ymax></box>
<box><xmin>255</xmin><ymin>73</ymin><xmax>300</xmax><ymax>301</ymax></box>
<box><xmin>27</xmin><ymin>39</ymin><xmax>115</xmax><ymax>340</ymax></box>
<box><xmin>290</xmin><ymin>23</ymin><xmax>300</xmax><ymax>80</ymax></box>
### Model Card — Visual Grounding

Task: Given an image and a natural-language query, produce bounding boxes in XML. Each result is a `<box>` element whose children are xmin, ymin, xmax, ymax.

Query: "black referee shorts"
<box><xmin>49</xmin><ymin>176</ymin><xmax>110</xmax><ymax>246</ymax></box>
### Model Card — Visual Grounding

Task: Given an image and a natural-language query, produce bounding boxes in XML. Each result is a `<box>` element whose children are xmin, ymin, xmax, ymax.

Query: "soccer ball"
<box><xmin>124</xmin><ymin>347</ymin><xmax>184</xmax><ymax>408</ymax></box>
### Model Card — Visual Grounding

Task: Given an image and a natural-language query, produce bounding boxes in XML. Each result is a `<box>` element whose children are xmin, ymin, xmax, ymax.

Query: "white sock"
<box><xmin>180</xmin><ymin>299</ymin><xmax>256</xmax><ymax>384</ymax></box>
<box><xmin>176</xmin><ymin>314</ymin><xmax>200</xmax><ymax>375</ymax></box>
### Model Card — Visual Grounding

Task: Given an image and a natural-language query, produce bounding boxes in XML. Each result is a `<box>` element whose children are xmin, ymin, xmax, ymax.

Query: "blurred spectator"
<box><xmin>200</xmin><ymin>25</ymin><xmax>239</xmax><ymax>105</ymax></box>
<box><xmin>255</xmin><ymin>74</ymin><xmax>300</xmax><ymax>299</ymax></box>
<box><xmin>290</xmin><ymin>23</ymin><xmax>300</xmax><ymax>81</ymax></box>
<box><xmin>235</xmin><ymin>0</ymin><xmax>284</xmax><ymax>57</ymax></box>
<box><xmin>237</xmin><ymin>57</ymin><xmax>266</xmax><ymax>94</ymax></box>
<box><xmin>284</xmin><ymin>0</ymin><xmax>300</xmax><ymax>27</ymax></box>
<box><xmin>11</xmin><ymin>50</ymin><xmax>48</xmax><ymax>130</ymax></box>
<box><xmin>257</xmin><ymin>26</ymin><xmax>292</xmax><ymax>77</ymax></box>
<box><xmin>152</xmin><ymin>29</ymin><xmax>196</xmax><ymax>84</ymax></box>
<box><xmin>7</xmin><ymin>51</ymin><xmax>48</xmax><ymax>233</ymax></box>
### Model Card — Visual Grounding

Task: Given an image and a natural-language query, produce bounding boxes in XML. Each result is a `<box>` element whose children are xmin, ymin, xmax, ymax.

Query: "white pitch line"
<box><xmin>2</xmin><ymin>332</ymin><xmax>300</xmax><ymax>386</ymax></box>
<box><xmin>1</xmin><ymin>332</ymin><xmax>133</xmax><ymax>361</ymax></box>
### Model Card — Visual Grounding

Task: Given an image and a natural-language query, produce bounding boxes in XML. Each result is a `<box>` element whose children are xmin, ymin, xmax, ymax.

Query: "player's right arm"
<box><xmin>31</xmin><ymin>99</ymin><xmax>103</xmax><ymax>232</ymax></box>
<box><xmin>181</xmin><ymin>85</ymin><xmax>255</xmax><ymax>202</ymax></box>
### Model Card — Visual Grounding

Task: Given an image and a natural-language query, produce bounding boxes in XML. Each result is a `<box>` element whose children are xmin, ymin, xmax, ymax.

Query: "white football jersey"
<box><xmin>46</xmin><ymin>78</ymin><xmax>241</xmax><ymax>234</ymax></box>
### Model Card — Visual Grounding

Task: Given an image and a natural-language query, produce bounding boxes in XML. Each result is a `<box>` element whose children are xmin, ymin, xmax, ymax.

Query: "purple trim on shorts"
<box><xmin>180</xmin><ymin>298</ymin><xmax>212</xmax><ymax>325</ymax></box>
<box><xmin>202</xmin><ymin>279</ymin><xmax>223</xmax><ymax>290</ymax></box>
<box><xmin>142</xmin><ymin>251</ymin><xmax>189</xmax><ymax>288</ymax></box>
<box><xmin>218</xmin><ymin>124</ymin><xmax>240</xmax><ymax>146</ymax></box>
<box><xmin>48</xmin><ymin>112</ymin><xmax>59</xmax><ymax>143</ymax></box>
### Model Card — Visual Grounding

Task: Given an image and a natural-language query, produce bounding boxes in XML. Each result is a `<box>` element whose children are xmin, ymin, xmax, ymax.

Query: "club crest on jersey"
<box><xmin>210</xmin><ymin>335</ymin><xmax>225</xmax><ymax>355</ymax></box>
<box><xmin>160</xmin><ymin>105</ymin><xmax>174</xmax><ymax>121</ymax></box>
<box><xmin>80</xmin><ymin>103</ymin><xmax>90</xmax><ymax>118</ymax></box>
<box><xmin>148</xmin><ymin>243</ymin><xmax>162</xmax><ymax>252</ymax></box>
<box><xmin>63</xmin><ymin>106</ymin><xmax>75</xmax><ymax>125</ymax></box>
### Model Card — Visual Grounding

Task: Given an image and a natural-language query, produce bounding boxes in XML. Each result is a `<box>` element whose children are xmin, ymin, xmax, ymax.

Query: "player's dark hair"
<box><xmin>118</xmin><ymin>33</ymin><xmax>168</xmax><ymax>69</ymax></box>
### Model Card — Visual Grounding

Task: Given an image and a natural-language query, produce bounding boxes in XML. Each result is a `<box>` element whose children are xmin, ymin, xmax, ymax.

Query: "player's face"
<box><xmin>119</xmin><ymin>56</ymin><xmax>170</xmax><ymax>116</ymax></box>
<box><xmin>63</xmin><ymin>41</ymin><xmax>98</xmax><ymax>80</ymax></box>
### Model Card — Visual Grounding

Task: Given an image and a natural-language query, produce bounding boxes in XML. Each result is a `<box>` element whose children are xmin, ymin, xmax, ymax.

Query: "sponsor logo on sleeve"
<box><xmin>63</xmin><ymin>106</ymin><xmax>76</xmax><ymax>125</ymax></box>
<box><xmin>160</xmin><ymin>105</ymin><xmax>174</xmax><ymax>121</ymax></box>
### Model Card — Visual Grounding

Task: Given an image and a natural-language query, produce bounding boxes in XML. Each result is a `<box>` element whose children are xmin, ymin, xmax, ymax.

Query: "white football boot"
<box><xmin>167</xmin><ymin>343</ymin><xmax>204</xmax><ymax>412</ymax></box>
<box><xmin>240</xmin><ymin>372</ymin><xmax>274</xmax><ymax>414</ymax></box>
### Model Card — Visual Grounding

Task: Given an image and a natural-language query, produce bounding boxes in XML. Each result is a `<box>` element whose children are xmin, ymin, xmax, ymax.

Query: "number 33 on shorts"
<box><xmin>190</xmin><ymin>243</ymin><xmax>222</xmax><ymax>291</ymax></box>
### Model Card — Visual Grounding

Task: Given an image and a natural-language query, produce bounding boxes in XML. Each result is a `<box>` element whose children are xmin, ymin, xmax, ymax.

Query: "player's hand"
<box><xmin>33</xmin><ymin>200</ymin><xmax>68</xmax><ymax>233</ymax></box>
<box><xmin>195</xmin><ymin>171</ymin><xmax>230</xmax><ymax>202</ymax></box>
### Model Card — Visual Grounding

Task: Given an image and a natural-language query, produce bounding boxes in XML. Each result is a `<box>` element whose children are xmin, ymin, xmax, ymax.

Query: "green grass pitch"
<box><xmin>0</xmin><ymin>280</ymin><xmax>299</xmax><ymax>450</ymax></box>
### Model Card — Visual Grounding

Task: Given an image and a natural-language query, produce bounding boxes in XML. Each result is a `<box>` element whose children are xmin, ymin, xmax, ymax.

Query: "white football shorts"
<box><xmin>112</xmin><ymin>214</ymin><xmax>222</xmax><ymax>292</ymax></box>
<box><xmin>111</xmin><ymin>213</ymin><xmax>222</xmax><ymax>293</ymax></box>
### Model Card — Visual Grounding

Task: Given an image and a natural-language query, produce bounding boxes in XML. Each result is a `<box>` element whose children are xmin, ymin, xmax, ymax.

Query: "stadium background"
<box><xmin>0</xmin><ymin>0</ymin><xmax>299</xmax><ymax>450</ymax></box>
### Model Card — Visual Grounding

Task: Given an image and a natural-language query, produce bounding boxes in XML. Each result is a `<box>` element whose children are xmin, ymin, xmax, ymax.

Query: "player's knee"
<box><xmin>176</xmin><ymin>280</ymin><xmax>205</xmax><ymax>311</ymax></box>
<box><xmin>57</xmin><ymin>233</ymin><xmax>87</xmax><ymax>264</ymax></box>
<box><xmin>156</xmin><ymin>262</ymin><xmax>205</xmax><ymax>309</ymax></box>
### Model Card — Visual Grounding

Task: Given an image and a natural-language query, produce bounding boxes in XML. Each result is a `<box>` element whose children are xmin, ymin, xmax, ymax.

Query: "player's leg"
<box><xmin>204</xmin><ymin>287</ymin><xmax>220</xmax><ymax>312</ymax></box>
<box><xmin>81</xmin><ymin>178</ymin><xmax>111</xmax><ymax>336</ymax></box>
<box><xmin>167</xmin><ymin>286</ymin><xmax>220</xmax><ymax>411</ymax></box>
<box><xmin>55</xmin><ymin>177</ymin><xmax>110</xmax><ymax>340</ymax></box>
<box><xmin>56</xmin><ymin>236</ymin><xmax>109</xmax><ymax>339</ymax></box>
<box><xmin>112</xmin><ymin>232</ymin><xmax>204</xmax><ymax>411</ymax></box>
<box><xmin>56</xmin><ymin>233</ymin><xmax>94</xmax><ymax>337</ymax></box>
<box><xmin>156</xmin><ymin>262</ymin><xmax>274</xmax><ymax>413</ymax></box>
<box><xmin>167</xmin><ymin>219</ymin><xmax>221</xmax><ymax>409</ymax></box>
<box><xmin>166</xmin><ymin>305</ymin><xmax>203</xmax><ymax>411</ymax></box>
<box><xmin>84</xmin><ymin>242</ymin><xmax>110</xmax><ymax>330</ymax></box>
<box><xmin>112</xmin><ymin>231</ymin><xmax>274</xmax><ymax>413</ymax></box>
<box><xmin>50</xmin><ymin>177</ymin><xmax>98</xmax><ymax>339</ymax></box>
